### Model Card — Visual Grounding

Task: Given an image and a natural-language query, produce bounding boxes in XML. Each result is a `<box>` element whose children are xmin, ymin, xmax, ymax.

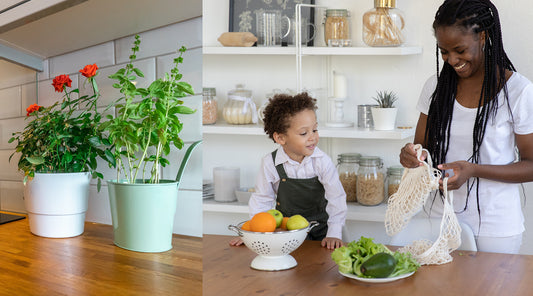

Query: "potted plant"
<box><xmin>9</xmin><ymin>64</ymin><xmax>108</xmax><ymax>238</ymax></box>
<box><xmin>101</xmin><ymin>34</ymin><xmax>200</xmax><ymax>252</ymax></box>
<box><xmin>371</xmin><ymin>90</ymin><xmax>399</xmax><ymax>130</ymax></box>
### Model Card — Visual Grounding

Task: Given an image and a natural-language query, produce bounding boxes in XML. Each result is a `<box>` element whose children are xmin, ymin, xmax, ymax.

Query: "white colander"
<box><xmin>228</xmin><ymin>221</ymin><xmax>318</xmax><ymax>271</ymax></box>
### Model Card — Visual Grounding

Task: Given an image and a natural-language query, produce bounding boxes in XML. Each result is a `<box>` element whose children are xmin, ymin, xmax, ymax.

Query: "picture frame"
<box><xmin>229</xmin><ymin>0</ymin><xmax>316</xmax><ymax>46</ymax></box>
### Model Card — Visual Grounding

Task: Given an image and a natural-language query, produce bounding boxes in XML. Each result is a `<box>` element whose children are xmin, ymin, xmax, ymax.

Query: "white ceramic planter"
<box><xmin>371</xmin><ymin>107</ymin><xmax>398</xmax><ymax>130</ymax></box>
<box><xmin>24</xmin><ymin>172</ymin><xmax>90</xmax><ymax>238</ymax></box>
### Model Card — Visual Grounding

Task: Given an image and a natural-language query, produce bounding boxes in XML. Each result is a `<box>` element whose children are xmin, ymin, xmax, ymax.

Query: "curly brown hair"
<box><xmin>263</xmin><ymin>92</ymin><xmax>317</xmax><ymax>143</ymax></box>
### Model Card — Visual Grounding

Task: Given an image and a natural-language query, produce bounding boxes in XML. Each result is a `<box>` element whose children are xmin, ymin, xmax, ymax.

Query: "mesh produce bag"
<box><xmin>385</xmin><ymin>144</ymin><xmax>462</xmax><ymax>265</ymax></box>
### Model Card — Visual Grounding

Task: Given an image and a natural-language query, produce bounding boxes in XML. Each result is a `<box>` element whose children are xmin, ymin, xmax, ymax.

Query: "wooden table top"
<box><xmin>0</xmin><ymin>214</ymin><xmax>202</xmax><ymax>295</ymax></box>
<box><xmin>203</xmin><ymin>234</ymin><xmax>533</xmax><ymax>296</ymax></box>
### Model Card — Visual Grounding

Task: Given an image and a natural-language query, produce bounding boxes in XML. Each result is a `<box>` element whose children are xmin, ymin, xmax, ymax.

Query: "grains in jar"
<box><xmin>202</xmin><ymin>88</ymin><xmax>217</xmax><ymax>125</ymax></box>
<box><xmin>356</xmin><ymin>156</ymin><xmax>385</xmax><ymax>206</ymax></box>
<box><xmin>324</xmin><ymin>9</ymin><xmax>351</xmax><ymax>47</ymax></box>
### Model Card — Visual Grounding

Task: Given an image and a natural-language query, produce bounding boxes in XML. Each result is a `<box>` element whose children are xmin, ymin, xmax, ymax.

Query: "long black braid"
<box><xmin>427</xmin><ymin>0</ymin><xmax>515</xmax><ymax>228</ymax></box>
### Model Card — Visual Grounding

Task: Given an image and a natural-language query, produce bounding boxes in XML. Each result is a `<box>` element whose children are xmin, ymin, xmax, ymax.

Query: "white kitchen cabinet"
<box><xmin>202</xmin><ymin>0</ymin><xmax>422</xmax><ymax>241</ymax></box>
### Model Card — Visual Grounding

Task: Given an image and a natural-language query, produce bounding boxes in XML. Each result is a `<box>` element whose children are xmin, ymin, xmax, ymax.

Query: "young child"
<box><xmin>230</xmin><ymin>92</ymin><xmax>347</xmax><ymax>249</ymax></box>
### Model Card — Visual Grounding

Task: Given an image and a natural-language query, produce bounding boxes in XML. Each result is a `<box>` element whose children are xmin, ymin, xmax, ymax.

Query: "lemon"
<box><xmin>286</xmin><ymin>215</ymin><xmax>309</xmax><ymax>230</ymax></box>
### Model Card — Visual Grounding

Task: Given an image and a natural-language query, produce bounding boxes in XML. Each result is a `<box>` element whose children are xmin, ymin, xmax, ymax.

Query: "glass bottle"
<box><xmin>356</xmin><ymin>156</ymin><xmax>384</xmax><ymax>206</ymax></box>
<box><xmin>223</xmin><ymin>84</ymin><xmax>257</xmax><ymax>125</ymax></box>
<box><xmin>363</xmin><ymin>0</ymin><xmax>405</xmax><ymax>47</ymax></box>
<box><xmin>337</xmin><ymin>153</ymin><xmax>361</xmax><ymax>202</ymax></box>
<box><xmin>324</xmin><ymin>9</ymin><xmax>352</xmax><ymax>47</ymax></box>
<box><xmin>202</xmin><ymin>87</ymin><xmax>217</xmax><ymax>125</ymax></box>
<box><xmin>387</xmin><ymin>165</ymin><xmax>404</xmax><ymax>200</ymax></box>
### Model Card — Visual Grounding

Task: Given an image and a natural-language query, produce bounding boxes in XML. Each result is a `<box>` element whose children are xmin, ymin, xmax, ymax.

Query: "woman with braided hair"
<box><xmin>400</xmin><ymin>0</ymin><xmax>533</xmax><ymax>254</ymax></box>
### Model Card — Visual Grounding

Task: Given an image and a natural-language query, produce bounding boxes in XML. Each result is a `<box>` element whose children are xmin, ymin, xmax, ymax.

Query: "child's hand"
<box><xmin>321</xmin><ymin>237</ymin><xmax>343</xmax><ymax>249</ymax></box>
<box><xmin>229</xmin><ymin>237</ymin><xmax>244</xmax><ymax>246</ymax></box>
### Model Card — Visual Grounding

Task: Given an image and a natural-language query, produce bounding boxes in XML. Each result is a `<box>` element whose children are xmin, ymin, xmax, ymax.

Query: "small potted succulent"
<box><xmin>100</xmin><ymin>34</ymin><xmax>201</xmax><ymax>252</ymax></box>
<box><xmin>9</xmin><ymin>64</ymin><xmax>108</xmax><ymax>238</ymax></box>
<box><xmin>371</xmin><ymin>90</ymin><xmax>399</xmax><ymax>130</ymax></box>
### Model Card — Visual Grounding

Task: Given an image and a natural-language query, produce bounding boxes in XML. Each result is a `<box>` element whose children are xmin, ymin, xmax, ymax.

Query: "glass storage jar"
<box><xmin>223</xmin><ymin>84</ymin><xmax>257</xmax><ymax>125</ymax></box>
<box><xmin>356</xmin><ymin>156</ymin><xmax>384</xmax><ymax>206</ymax></box>
<box><xmin>202</xmin><ymin>87</ymin><xmax>217</xmax><ymax>125</ymax></box>
<box><xmin>387</xmin><ymin>165</ymin><xmax>404</xmax><ymax>199</ymax></box>
<box><xmin>363</xmin><ymin>0</ymin><xmax>405</xmax><ymax>47</ymax></box>
<box><xmin>337</xmin><ymin>153</ymin><xmax>361</xmax><ymax>202</ymax></box>
<box><xmin>324</xmin><ymin>9</ymin><xmax>351</xmax><ymax>47</ymax></box>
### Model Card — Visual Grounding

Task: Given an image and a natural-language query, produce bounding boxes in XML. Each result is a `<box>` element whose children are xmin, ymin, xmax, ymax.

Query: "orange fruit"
<box><xmin>250</xmin><ymin>212</ymin><xmax>277</xmax><ymax>232</ymax></box>
<box><xmin>241</xmin><ymin>221</ymin><xmax>251</xmax><ymax>231</ymax></box>
<box><xmin>280</xmin><ymin>217</ymin><xmax>290</xmax><ymax>230</ymax></box>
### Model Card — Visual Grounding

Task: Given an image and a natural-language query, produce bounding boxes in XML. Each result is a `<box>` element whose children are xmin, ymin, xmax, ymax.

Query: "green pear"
<box><xmin>286</xmin><ymin>215</ymin><xmax>309</xmax><ymax>230</ymax></box>
<box><xmin>267</xmin><ymin>209</ymin><xmax>283</xmax><ymax>228</ymax></box>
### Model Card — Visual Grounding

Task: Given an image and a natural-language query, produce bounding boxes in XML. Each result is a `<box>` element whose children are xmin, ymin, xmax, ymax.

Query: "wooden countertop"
<box><xmin>203</xmin><ymin>234</ymin><xmax>533</xmax><ymax>296</ymax></box>
<box><xmin>0</xmin><ymin>214</ymin><xmax>202</xmax><ymax>295</ymax></box>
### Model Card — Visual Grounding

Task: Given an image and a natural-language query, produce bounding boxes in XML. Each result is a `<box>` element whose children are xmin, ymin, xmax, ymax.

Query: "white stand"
<box><xmin>326</xmin><ymin>97</ymin><xmax>354</xmax><ymax>127</ymax></box>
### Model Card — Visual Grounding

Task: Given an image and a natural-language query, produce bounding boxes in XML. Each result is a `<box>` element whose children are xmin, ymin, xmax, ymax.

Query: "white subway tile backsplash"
<box><xmin>0</xmin><ymin>87</ymin><xmax>22</xmax><ymax>118</ymax></box>
<box><xmin>0</xmin><ymin>117</ymin><xmax>25</xmax><ymax>149</ymax></box>
<box><xmin>38</xmin><ymin>74</ymin><xmax>79</xmax><ymax>107</ymax></box>
<box><xmin>0</xmin><ymin>60</ymin><xmax>37</xmax><ymax>89</ymax></box>
<box><xmin>85</xmin><ymin>184</ymin><xmax>112</xmax><ymax>225</ymax></box>
<box><xmin>163</xmin><ymin>141</ymin><xmax>203</xmax><ymax>191</ymax></box>
<box><xmin>21</xmin><ymin>83</ymin><xmax>38</xmax><ymax>112</ymax></box>
<box><xmin>0</xmin><ymin>150</ymin><xmax>23</xmax><ymax>181</ymax></box>
<box><xmin>48</xmin><ymin>42</ymin><xmax>115</xmax><ymax>77</ymax></box>
<box><xmin>0</xmin><ymin>181</ymin><xmax>25</xmax><ymax>213</ymax></box>
<box><xmin>115</xmin><ymin>18</ymin><xmax>202</xmax><ymax>64</ymax></box>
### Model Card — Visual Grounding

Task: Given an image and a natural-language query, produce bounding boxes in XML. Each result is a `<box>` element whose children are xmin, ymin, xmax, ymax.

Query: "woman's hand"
<box><xmin>438</xmin><ymin>161</ymin><xmax>476</xmax><ymax>190</ymax></box>
<box><xmin>400</xmin><ymin>143</ymin><xmax>427</xmax><ymax>168</ymax></box>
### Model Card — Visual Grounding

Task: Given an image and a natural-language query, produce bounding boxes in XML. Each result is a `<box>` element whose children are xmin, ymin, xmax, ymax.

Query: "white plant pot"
<box><xmin>24</xmin><ymin>172</ymin><xmax>90</xmax><ymax>238</ymax></box>
<box><xmin>371</xmin><ymin>107</ymin><xmax>398</xmax><ymax>130</ymax></box>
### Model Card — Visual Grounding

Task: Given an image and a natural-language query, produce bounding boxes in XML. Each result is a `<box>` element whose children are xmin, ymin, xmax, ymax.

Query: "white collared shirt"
<box><xmin>248</xmin><ymin>146</ymin><xmax>347</xmax><ymax>239</ymax></box>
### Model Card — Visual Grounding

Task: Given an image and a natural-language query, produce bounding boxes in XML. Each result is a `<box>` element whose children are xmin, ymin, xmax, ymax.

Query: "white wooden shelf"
<box><xmin>203</xmin><ymin>199</ymin><xmax>387</xmax><ymax>222</ymax></box>
<box><xmin>203</xmin><ymin>46</ymin><xmax>423</xmax><ymax>56</ymax></box>
<box><xmin>203</xmin><ymin>122</ymin><xmax>415</xmax><ymax>140</ymax></box>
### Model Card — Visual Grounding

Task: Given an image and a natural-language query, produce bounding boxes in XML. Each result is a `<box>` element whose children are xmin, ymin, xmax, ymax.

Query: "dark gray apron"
<box><xmin>272</xmin><ymin>151</ymin><xmax>329</xmax><ymax>240</ymax></box>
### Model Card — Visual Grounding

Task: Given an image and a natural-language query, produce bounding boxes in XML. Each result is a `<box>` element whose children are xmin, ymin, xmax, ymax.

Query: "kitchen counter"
<box><xmin>203</xmin><ymin>234</ymin><xmax>533</xmax><ymax>295</ymax></box>
<box><xmin>0</xmin><ymin>213</ymin><xmax>202</xmax><ymax>295</ymax></box>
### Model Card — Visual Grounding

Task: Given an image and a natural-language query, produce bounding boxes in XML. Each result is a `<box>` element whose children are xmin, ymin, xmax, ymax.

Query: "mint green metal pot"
<box><xmin>107</xmin><ymin>140</ymin><xmax>201</xmax><ymax>252</ymax></box>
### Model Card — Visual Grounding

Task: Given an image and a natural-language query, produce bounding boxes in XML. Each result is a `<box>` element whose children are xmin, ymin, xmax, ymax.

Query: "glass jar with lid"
<box><xmin>363</xmin><ymin>0</ymin><xmax>405</xmax><ymax>47</ymax></box>
<box><xmin>223</xmin><ymin>84</ymin><xmax>257</xmax><ymax>125</ymax></box>
<box><xmin>324</xmin><ymin>9</ymin><xmax>352</xmax><ymax>47</ymax></box>
<box><xmin>337</xmin><ymin>153</ymin><xmax>361</xmax><ymax>202</ymax></box>
<box><xmin>387</xmin><ymin>165</ymin><xmax>404</xmax><ymax>200</ymax></box>
<box><xmin>356</xmin><ymin>156</ymin><xmax>384</xmax><ymax>206</ymax></box>
<box><xmin>202</xmin><ymin>87</ymin><xmax>217</xmax><ymax>125</ymax></box>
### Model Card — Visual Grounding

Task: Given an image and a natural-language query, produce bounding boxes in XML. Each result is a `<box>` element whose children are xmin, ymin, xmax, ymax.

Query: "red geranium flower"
<box><xmin>26</xmin><ymin>104</ymin><xmax>42</xmax><ymax>116</ymax></box>
<box><xmin>52</xmin><ymin>74</ymin><xmax>72</xmax><ymax>92</ymax></box>
<box><xmin>79</xmin><ymin>64</ymin><xmax>98</xmax><ymax>78</ymax></box>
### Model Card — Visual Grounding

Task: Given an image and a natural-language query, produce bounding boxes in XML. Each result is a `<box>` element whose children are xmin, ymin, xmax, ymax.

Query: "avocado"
<box><xmin>360</xmin><ymin>252</ymin><xmax>397</xmax><ymax>278</ymax></box>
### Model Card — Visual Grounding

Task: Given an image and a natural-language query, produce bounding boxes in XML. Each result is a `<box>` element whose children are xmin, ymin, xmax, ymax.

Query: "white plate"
<box><xmin>339</xmin><ymin>270</ymin><xmax>415</xmax><ymax>283</ymax></box>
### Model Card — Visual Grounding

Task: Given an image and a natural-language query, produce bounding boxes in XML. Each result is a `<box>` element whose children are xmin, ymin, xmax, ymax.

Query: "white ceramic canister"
<box><xmin>213</xmin><ymin>167</ymin><xmax>240</xmax><ymax>202</ymax></box>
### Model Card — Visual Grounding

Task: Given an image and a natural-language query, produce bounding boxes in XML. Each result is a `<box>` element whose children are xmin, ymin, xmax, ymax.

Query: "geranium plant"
<box><xmin>9</xmin><ymin>64</ymin><xmax>108</xmax><ymax>188</ymax></box>
<box><xmin>100</xmin><ymin>34</ymin><xmax>195</xmax><ymax>183</ymax></box>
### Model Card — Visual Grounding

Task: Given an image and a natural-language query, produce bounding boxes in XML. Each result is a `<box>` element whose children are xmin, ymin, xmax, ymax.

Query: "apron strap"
<box><xmin>272</xmin><ymin>150</ymin><xmax>289</xmax><ymax>180</ymax></box>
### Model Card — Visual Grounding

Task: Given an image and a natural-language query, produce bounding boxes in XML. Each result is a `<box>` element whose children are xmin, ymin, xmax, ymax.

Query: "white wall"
<box><xmin>0</xmin><ymin>17</ymin><xmax>203</xmax><ymax>237</ymax></box>
<box><xmin>203</xmin><ymin>0</ymin><xmax>533</xmax><ymax>254</ymax></box>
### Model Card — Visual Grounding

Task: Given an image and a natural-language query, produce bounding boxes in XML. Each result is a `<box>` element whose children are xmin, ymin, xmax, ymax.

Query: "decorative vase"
<box><xmin>107</xmin><ymin>180</ymin><xmax>179</xmax><ymax>253</ymax></box>
<box><xmin>24</xmin><ymin>172</ymin><xmax>90</xmax><ymax>238</ymax></box>
<box><xmin>371</xmin><ymin>107</ymin><xmax>398</xmax><ymax>130</ymax></box>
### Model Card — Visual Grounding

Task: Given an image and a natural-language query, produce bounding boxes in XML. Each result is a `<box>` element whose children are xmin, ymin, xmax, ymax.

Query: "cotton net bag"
<box><xmin>385</xmin><ymin>144</ymin><xmax>462</xmax><ymax>265</ymax></box>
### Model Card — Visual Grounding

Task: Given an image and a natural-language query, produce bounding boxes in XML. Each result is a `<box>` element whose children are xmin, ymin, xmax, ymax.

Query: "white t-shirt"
<box><xmin>417</xmin><ymin>72</ymin><xmax>533</xmax><ymax>237</ymax></box>
<box><xmin>248</xmin><ymin>146</ymin><xmax>347</xmax><ymax>239</ymax></box>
